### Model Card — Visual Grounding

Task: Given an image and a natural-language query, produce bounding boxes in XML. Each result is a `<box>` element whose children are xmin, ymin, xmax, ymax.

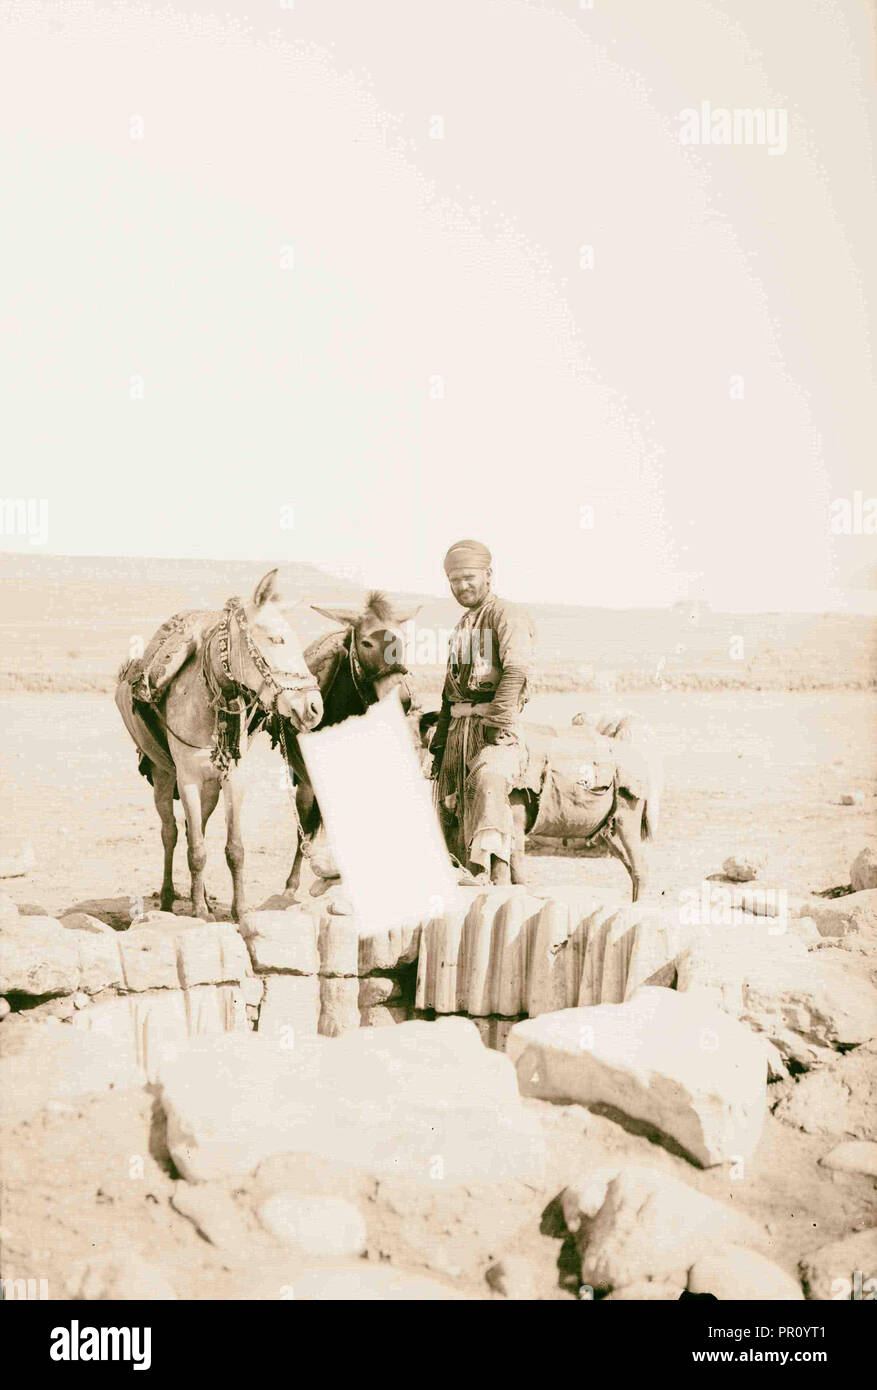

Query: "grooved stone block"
<box><xmin>415</xmin><ymin>888</ymin><xmax>683</xmax><ymax>1019</ymax></box>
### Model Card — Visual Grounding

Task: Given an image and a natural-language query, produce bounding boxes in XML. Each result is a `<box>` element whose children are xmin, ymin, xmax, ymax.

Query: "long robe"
<box><xmin>432</xmin><ymin>594</ymin><xmax>536</xmax><ymax>866</ymax></box>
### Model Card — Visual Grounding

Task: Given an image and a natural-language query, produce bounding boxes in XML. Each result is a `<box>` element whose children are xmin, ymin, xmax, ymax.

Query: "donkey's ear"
<box><xmin>393</xmin><ymin>604</ymin><xmax>422</xmax><ymax>625</ymax></box>
<box><xmin>311</xmin><ymin>604</ymin><xmax>360</xmax><ymax>626</ymax></box>
<box><xmin>254</xmin><ymin>568</ymin><xmax>280</xmax><ymax>608</ymax></box>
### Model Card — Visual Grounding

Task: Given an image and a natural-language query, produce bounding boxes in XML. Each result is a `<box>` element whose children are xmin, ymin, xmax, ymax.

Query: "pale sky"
<box><xmin>1</xmin><ymin>0</ymin><xmax>874</xmax><ymax>610</ymax></box>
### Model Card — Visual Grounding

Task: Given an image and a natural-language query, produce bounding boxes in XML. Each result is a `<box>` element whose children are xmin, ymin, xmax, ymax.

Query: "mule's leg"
<box><xmin>222</xmin><ymin>764</ymin><xmax>248</xmax><ymax>924</ymax></box>
<box><xmin>179</xmin><ymin>781</ymin><xmax>211</xmax><ymax>920</ymax></box>
<box><xmin>200</xmin><ymin>778</ymin><xmax>222</xmax><ymax>913</ymax></box>
<box><xmin>152</xmin><ymin>765</ymin><xmax>178</xmax><ymax>911</ymax></box>
<box><xmin>509</xmin><ymin>793</ymin><xmax>529</xmax><ymax>885</ymax></box>
<box><xmin>612</xmin><ymin>798</ymin><xmax>648</xmax><ymax>902</ymax></box>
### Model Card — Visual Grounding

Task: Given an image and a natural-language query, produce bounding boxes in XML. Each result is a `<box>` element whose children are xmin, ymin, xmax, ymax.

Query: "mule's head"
<box><xmin>311</xmin><ymin>590</ymin><xmax>420</xmax><ymax>706</ymax></box>
<box><xmin>234</xmin><ymin>569</ymin><xmax>323</xmax><ymax>730</ymax></box>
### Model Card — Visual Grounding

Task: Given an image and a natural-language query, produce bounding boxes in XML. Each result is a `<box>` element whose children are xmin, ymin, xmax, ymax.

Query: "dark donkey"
<box><xmin>281</xmin><ymin>591</ymin><xmax>421</xmax><ymax>897</ymax></box>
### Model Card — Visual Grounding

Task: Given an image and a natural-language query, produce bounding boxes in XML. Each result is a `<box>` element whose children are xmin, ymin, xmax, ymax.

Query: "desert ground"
<box><xmin>1</xmin><ymin>677</ymin><xmax>876</xmax><ymax>1300</ymax></box>
<box><xmin>1</xmin><ymin>688</ymin><xmax>874</xmax><ymax>919</ymax></box>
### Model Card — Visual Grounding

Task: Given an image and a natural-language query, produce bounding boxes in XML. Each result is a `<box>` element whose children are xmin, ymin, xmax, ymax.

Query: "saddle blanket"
<box><xmin>121</xmin><ymin>609</ymin><xmax>217</xmax><ymax>705</ymax></box>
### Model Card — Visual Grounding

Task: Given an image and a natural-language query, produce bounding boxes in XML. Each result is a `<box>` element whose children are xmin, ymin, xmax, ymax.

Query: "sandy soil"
<box><xmin>1</xmin><ymin>689</ymin><xmax>874</xmax><ymax>917</ymax></box>
<box><xmin>1</xmin><ymin>688</ymin><xmax>876</xmax><ymax>1299</ymax></box>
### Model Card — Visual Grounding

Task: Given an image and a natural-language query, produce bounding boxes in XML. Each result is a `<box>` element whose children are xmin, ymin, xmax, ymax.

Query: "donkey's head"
<box><xmin>311</xmin><ymin>590</ymin><xmax>420</xmax><ymax>705</ymax></box>
<box><xmin>231</xmin><ymin>570</ymin><xmax>323</xmax><ymax>730</ymax></box>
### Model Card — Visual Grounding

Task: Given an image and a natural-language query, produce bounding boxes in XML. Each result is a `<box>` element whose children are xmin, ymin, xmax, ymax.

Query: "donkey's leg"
<box><xmin>223</xmin><ymin>763</ymin><xmax>248</xmax><ymax>925</ymax></box>
<box><xmin>285</xmin><ymin>783</ymin><xmax>318</xmax><ymax>894</ymax></box>
<box><xmin>179</xmin><ymin>780</ymin><xmax>211</xmax><ymax>920</ymax></box>
<box><xmin>611</xmin><ymin>798</ymin><xmax>648</xmax><ymax>903</ymax></box>
<box><xmin>152</xmin><ymin>765</ymin><xmax>178</xmax><ymax>912</ymax></box>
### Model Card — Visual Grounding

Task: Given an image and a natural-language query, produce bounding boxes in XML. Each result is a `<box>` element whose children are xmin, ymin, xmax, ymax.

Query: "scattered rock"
<box><xmin>65</xmin><ymin>1252</ymin><xmax>176</xmax><ymax>1300</ymax></box>
<box><xmin>851</xmin><ymin>848</ymin><xmax>877</xmax><ymax>893</ymax></box>
<box><xmin>0</xmin><ymin>997</ymin><xmax>10</xmax><ymax>1019</ymax></box>
<box><xmin>819</xmin><ymin>1140</ymin><xmax>877</xmax><ymax>1178</ymax></box>
<box><xmin>772</xmin><ymin>1041</ymin><xmax>877</xmax><ymax>1138</ymax></box>
<box><xmin>687</xmin><ymin>1246</ymin><xmax>802</xmax><ymax>1300</ymax></box>
<box><xmin>677</xmin><ymin>928</ymin><xmax>877</xmax><ymax>1060</ymax></box>
<box><xmin>58</xmin><ymin>912</ymin><xmax>116</xmax><ymax>936</ymax></box>
<box><xmin>258</xmin><ymin>1194</ymin><xmax>367</xmax><ymax>1257</ymax></box>
<box><xmin>840</xmin><ymin>791</ymin><xmax>866</xmax><ymax>806</ymax></box>
<box><xmin>577</xmin><ymin>1166</ymin><xmax>768</xmax><ymax>1293</ymax></box>
<box><xmin>803</xmin><ymin>889</ymin><xmax>877</xmax><ymax>939</ymax></box>
<box><xmin>507</xmin><ymin>987</ymin><xmax>767</xmax><ymax>1167</ymax></box>
<box><xmin>62</xmin><ymin>897</ymin><xmax>138</xmax><ymax>931</ymax></box>
<box><xmin>799</xmin><ymin>1228</ymin><xmax>877</xmax><ymax>1300</ymax></box>
<box><xmin>722</xmin><ymin>855</ymin><xmax>765</xmax><ymax>882</ymax></box>
<box><xmin>15</xmin><ymin>902</ymin><xmax>49</xmax><ymax>916</ymax></box>
<box><xmin>485</xmin><ymin>1255</ymin><xmax>538</xmax><ymax>1300</ymax></box>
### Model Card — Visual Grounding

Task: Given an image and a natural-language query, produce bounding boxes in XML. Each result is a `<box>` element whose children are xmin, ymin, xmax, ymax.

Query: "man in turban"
<box><xmin>429</xmin><ymin>540</ymin><xmax>536</xmax><ymax>884</ymax></box>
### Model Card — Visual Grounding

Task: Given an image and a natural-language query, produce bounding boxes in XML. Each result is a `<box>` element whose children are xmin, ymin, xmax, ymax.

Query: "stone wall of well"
<box><xmin>0</xmin><ymin>884</ymin><xmax>691</xmax><ymax>1079</ymax></box>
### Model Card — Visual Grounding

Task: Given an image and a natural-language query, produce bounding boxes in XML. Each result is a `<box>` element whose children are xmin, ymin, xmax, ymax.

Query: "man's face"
<box><xmin>448</xmin><ymin>566</ymin><xmax>490</xmax><ymax>609</ymax></box>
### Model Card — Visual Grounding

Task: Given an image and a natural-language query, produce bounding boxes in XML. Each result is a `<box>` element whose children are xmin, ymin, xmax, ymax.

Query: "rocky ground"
<box><xmin>1</xmin><ymin>689</ymin><xmax>875</xmax><ymax>1300</ymax></box>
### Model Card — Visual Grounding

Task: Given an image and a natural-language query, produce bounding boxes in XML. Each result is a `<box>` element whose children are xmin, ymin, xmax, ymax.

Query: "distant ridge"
<box><xmin>1</xmin><ymin>553</ymin><xmax>874</xmax><ymax>692</ymax></box>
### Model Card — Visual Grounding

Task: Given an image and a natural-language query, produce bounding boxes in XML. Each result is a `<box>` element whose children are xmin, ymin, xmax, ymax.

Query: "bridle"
<box><xmin>208</xmin><ymin>596</ymin><xmax>318</xmax><ymax>720</ymax></box>
<box><xmin>153</xmin><ymin>597</ymin><xmax>319</xmax><ymax>753</ymax></box>
<box><xmin>348</xmin><ymin>625</ymin><xmax>409</xmax><ymax>708</ymax></box>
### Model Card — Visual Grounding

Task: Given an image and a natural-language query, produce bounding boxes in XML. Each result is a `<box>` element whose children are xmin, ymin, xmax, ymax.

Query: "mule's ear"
<box><xmin>311</xmin><ymin>604</ymin><xmax>360</xmax><ymax>626</ymax></box>
<box><xmin>393</xmin><ymin>604</ymin><xmax>422</xmax><ymax>625</ymax></box>
<box><xmin>254</xmin><ymin>568</ymin><xmax>280</xmax><ymax>608</ymax></box>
